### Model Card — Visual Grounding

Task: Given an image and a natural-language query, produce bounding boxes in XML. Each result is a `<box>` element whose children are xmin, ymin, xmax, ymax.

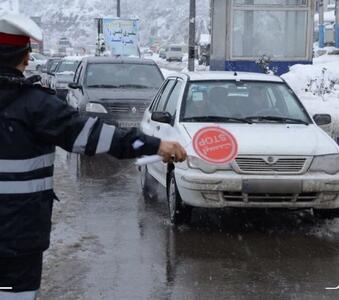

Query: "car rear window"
<box><xmin>85</xmin><ymin>63</ymin><xmax>164</xmax><ymax>89</ymax></box>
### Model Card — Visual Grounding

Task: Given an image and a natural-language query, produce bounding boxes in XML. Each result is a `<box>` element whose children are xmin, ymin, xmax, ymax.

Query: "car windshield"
<box><xmin>57</xmin><ymin>60</ymin><xmax>80</xmax><ymax>73</ymax></box>
<box><xmin>86</xmin><ymin>63</ymin><xmax>164</xmax><ymax>89</ymax></box>
<box><xmin>181</xmin><ymin>81</ymin><xmax>310</xmax><ymax>124</ymax></box>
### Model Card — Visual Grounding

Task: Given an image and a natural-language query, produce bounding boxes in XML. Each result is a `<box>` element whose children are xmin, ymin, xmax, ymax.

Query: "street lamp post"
<box><xmin>188</xmin><ymin>0</ymin><xmax>196</xmax><ymax>71</ymax></box>
<box><xmin>319</xmin><ymin>0</ymin><xmax>325</xmax><ymax>48</ymax></box>
<box><xmin>336</xmin><ymin>0</ymin><xmax>339</xmax><ymax>48</ymax></box>
<box><xmin>117</xmin><ymin>0</ymin><xmax>121</xmax><ymax>17</ymax></box>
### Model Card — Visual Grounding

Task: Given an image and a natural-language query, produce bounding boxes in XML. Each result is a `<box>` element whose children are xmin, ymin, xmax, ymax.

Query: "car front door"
<box><xmin>150</xmin><ymin>78</ymin><xmax>184</xmax><ymax>186</ymax></box>
<box><xmin>146</xmin><ymin>78</ymin><xmax>177</xmax><ymax>185</ymax></box>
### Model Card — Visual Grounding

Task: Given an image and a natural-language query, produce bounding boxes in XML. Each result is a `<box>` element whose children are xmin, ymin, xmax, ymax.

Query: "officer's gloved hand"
<box><xmin>157</xmin><ymin>141</ymin><xmax>187</xmax><ymax>163</ymax></box>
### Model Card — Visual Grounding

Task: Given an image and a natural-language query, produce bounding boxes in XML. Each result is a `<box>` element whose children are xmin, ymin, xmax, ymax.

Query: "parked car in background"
<box><xmin>41</xmin><ymin>57</ymin><xmax>62</xmax><ymax>87</ymax></box>
<box><xmin>26</xmin><ymin>52</ymin><xmax>47</xmax><ymax>73</ymax></box>
<box><xmin>50</xmin><ymin>58</ymin><xmax>81</xmax><ymax>101</ymax></box>
<box><xmin>166</xmin><ymin>44</ymin><xmax>184</xmax><ymax>62</ymax></box>
<box><xmin>67</xmin><ymin>57</ymin><xmax>164</xmax><ymax>128</ymax></box>
<box><xmin>140</xmin><ymin>71</ymin><xmax>339</xmax><ymax>225</ymax></box>
<box><xmin>159</xmin><ymin>48</ymin><xmax>167</xmax><ymax>59</ymax></box>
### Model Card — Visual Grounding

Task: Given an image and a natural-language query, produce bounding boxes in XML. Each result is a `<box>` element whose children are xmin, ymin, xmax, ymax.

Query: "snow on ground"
<box><xmin>282</xmin><ymin>50</ymin><xmax>339</xmax><ymax>138</ymax></box>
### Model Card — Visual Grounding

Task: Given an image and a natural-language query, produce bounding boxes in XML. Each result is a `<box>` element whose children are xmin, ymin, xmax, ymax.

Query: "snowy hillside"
<box><xmin>0</xmin><ymin>0</ymin><xmax>19</xmax><ymax>14</ymax></box>
<box><xmin>0</xmin><ymin>0</ymin><xmax>210</xmax><ymax>51</ymax></box>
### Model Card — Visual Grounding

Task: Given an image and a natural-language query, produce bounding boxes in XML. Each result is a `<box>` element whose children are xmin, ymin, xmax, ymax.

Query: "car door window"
<box><xmin>154</xmin><ymin>79</ymin><xmax>176</xmax><ymax>111</ymax></box>
<box><xmin>165</xmin><ymin>80</ymin><xmax>183</xmax><ymax>116</ymax></box>
<box><xmin>150</xmin><ymin>80</ymin><xmax>168</xmax><ymax>112</ymax></box>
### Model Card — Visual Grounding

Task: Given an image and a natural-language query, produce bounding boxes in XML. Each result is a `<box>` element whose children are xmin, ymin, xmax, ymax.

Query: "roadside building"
<box><xmin>210</xmin><ymin>0</ymin><xmax>315</xmax><ymax>75</ymax></box>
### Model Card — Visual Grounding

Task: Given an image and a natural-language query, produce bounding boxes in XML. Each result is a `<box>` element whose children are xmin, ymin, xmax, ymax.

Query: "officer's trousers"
<box><xmin>0</xmin><ymin>253</ymin><xmax>43</xmax><ymax>293</ymax></box>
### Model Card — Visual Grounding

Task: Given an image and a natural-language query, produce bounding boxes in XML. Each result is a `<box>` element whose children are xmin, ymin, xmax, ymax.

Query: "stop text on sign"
<box><xmin>193</xmin><ymin>127</ymin><xmax>238</xmax><ymax>164</ymax></box>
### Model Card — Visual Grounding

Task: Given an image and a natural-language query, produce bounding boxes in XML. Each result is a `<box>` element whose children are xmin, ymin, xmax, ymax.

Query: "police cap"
<box><xmin>0</xmin><ymin>13</ymin><xmax>42</xmax><ymax>48</ymax></box>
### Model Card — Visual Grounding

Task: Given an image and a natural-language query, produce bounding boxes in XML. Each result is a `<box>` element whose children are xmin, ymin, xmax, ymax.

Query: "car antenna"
<box><xmin>234</xmin><ymin>71</ymin><xmax>238</xmax><ymax>76</ymax></box>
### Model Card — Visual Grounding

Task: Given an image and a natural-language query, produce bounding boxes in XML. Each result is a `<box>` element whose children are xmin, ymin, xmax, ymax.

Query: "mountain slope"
<box><xmin>7</xmin><ymin>0</ymin><xmax>210</xmax><ymax>51</ymax></box>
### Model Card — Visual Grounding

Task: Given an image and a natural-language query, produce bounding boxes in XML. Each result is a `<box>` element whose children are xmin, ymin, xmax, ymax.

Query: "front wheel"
<box><xmin>167</xmin><ymin>171</ymin><xmax>192</xmax><ymax>225</ymax></box>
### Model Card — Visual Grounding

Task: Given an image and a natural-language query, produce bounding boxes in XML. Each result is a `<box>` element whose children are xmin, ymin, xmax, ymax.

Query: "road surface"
<box><xmin>39</xmin><ymin>150</ymin><xmax>339</xmax><ymax>300</ymax></box>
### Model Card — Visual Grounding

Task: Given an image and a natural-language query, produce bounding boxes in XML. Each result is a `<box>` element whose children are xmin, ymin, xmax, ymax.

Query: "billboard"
<box><xmin>102</xmin><ymin>18</ymin><xmax>140</xmax><ymax>57</ymax></box>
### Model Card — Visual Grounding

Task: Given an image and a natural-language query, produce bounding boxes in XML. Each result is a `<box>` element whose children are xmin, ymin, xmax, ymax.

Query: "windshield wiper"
<box><xmin>87</xmin><ymin>84</ymin><xmax>119</xmax><ymax>88</ymax></box>
<box><xmin>182</xmin><ymin>116</ymin><xmax>253</xmax><ymax>124</ymax></box>
<box><xmin>117</xmin><ymin>84</ymin><xmax>149</xmax><ymax>89</ymax></box>
<box><xmin>245</xmin><ymin>116</ymin><xmax>309</xmax><ymax>125</ymax></box>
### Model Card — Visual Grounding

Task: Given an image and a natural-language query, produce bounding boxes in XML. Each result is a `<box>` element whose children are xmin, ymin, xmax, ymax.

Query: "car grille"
<box><xmin>223</xmin><ymin>192</ymin><xmax>318</xmax><ymax>203</ymax></box>
<box><xmin>235</xmin><ymin>157</ymin><xmax>307</xmax><ymax>174</ymax></box>
<box><xmin>104</xmin><ymin>102</ymin><xmax>148</xmax><ymax>119</ymax></box>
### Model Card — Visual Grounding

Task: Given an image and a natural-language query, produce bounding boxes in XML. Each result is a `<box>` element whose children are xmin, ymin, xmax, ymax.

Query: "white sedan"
<box><xmin>140</xmin><ymin>71</ymin><xmax>339</xmax><ymax>224</ymax></box>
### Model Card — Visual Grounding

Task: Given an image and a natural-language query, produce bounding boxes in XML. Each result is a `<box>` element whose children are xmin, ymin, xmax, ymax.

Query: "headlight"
<box><xmin>85</xmin><ymin>103</ymin><xmax>108</xmax><ymax>114</ymax></box>
<box><xmin>309</xmin><ymin>154</ymin><xmax>339</xmax><ymax>175</ymax></box>
<box><xmin>187</xmin><ymin>155</ymin><xmax>232</xmax><ymax>174</ymax></box>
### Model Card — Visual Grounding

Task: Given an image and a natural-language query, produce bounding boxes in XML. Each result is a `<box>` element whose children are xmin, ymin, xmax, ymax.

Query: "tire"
<box><xmin>314</xmin><ymin>208</ymin><xmax>339</xmax><ymax>220</ymax></box>
<box><xmin>167</xmin><ymin>170</ymin><xmax>192</xmax><ymax>225</ymax></box>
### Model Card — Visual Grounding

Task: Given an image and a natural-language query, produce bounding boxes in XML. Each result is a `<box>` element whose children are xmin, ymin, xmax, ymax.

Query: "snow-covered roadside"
<box><xmin>282</xmin><ymin>51</ymin><xmax>339</xmax><ymax>138</ymax></box>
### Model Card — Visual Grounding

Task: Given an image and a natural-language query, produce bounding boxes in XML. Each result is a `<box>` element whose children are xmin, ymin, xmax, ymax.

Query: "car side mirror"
<box><xmin>151</xmin><ymin>111</ymin><xmax>172</xmax><ymax>124</ymax></box>
<box><xmin>313</xmin><ymin>114</ymin><xmax>331</xmax><ymax>126</ymax></box>
<box><xmin>68</xmin><ymin>82</ymin><xmax>82</xmax><ymax>90</ymax></box>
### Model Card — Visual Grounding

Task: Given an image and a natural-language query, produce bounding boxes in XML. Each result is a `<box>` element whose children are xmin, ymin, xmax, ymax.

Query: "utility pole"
<box><xmin>319</xmin><ymin>0</ymin><xmax>325</xmax><ymax>48</ymax></box>
<box><xmin>336</xmin><ymin>0</ymin><xmax>339</xmax><ymax>48</ymax></box>
<box><xmin>117</xmin><ymin>0</ymin><xmax>121</xmax><ymax>18</ymax></box>
<box><xmin>188</xmin><ymin>0</ymin><xmax>196</xmax><ymax>71</ymax></box>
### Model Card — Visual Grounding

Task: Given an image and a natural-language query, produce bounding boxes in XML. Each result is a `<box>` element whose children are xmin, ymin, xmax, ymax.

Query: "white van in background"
<box><xmin>166</xmin><ymin>44</ymin><xmax>184</xmax><ymax>62</ymax></box>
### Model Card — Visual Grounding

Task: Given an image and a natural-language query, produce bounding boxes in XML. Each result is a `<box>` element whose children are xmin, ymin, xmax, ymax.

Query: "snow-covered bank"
<box><xmin>282</xmin><ymin>52</ymin><xmax>339</xmax><ymax>138</ymax></box>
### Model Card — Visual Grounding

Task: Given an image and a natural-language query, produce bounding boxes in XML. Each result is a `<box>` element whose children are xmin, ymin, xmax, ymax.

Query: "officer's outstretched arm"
<box><xmin>33</xmin><ymin>96</ymin><xmax>161</xmax><ymax>158</ymax></box>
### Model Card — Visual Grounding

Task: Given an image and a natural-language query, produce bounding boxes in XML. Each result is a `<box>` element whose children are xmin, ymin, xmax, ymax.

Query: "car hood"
<box><xmin>84</xmin><ymin>88</ymin><xmax>158</xmax><ymax>101</ymax></box>
<box><xmin>182</xmin><ymin>123</ymin><xmax>339</xmax><ymax>156</ymax></box>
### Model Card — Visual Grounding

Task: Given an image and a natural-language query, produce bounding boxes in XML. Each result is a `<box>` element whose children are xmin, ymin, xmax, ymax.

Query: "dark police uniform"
<box><xmin>0</xmin><ymin>66</ymin><xmax>161</xmax><ymax>292</ymax></box>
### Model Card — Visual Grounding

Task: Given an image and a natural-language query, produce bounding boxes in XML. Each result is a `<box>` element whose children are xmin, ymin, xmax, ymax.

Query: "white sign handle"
<box><xmin>135</xmin><ymin>155</ymin><xmax>163</xmax><ymax>166</ymax></box>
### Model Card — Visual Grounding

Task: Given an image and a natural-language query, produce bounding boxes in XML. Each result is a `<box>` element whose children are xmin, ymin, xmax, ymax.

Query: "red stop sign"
<box><xmin>192</xmin><ymin>127</ymin><xmax>238</xmax><ymax>164</ymax></box>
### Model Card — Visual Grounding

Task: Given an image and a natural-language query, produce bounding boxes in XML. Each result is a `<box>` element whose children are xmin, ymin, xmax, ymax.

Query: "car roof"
<box><xmin>177</xmin><ymin>71</ymin><xmax>284</xmax><ymax>83</ymax></box>
<box><xmin>81</xmin><ymin>56</ymin><xmax>157</xmax><ymax>65</ymax></box>
<box><xmin>63</xmin><ymin>56</ymin><xmax>83</xmax><ymax>61</ymax></box>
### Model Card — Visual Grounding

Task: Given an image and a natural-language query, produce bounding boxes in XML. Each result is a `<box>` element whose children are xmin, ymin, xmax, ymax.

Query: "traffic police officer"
<box><xmin>0</xmin><ymin>14</ymin><xmax>186</xmax><ymax>299</ymax></box>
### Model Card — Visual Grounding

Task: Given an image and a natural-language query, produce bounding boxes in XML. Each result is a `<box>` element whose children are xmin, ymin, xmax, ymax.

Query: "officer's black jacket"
<box><xmin>0</xmin><ymin>66</ymin><xmax>161</xmax><ymax>257</ymax></box>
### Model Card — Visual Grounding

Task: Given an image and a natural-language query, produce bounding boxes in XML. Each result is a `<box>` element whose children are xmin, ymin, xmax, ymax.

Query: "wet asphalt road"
<box><xmin>39</xmin><ymin>150</ymin><xmax>339</xmax><ymax>300</ymax></box>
